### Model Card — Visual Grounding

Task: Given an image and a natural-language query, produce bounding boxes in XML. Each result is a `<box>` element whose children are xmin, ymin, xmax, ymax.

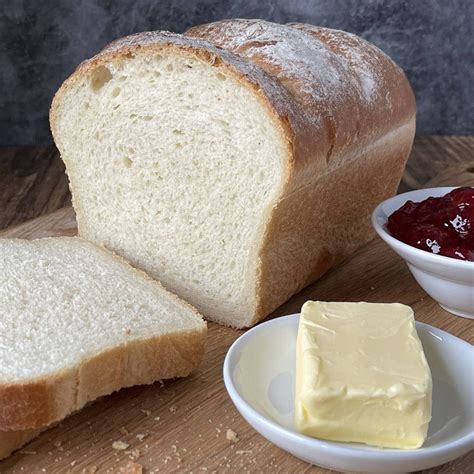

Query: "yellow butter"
<box><xmin>295</xmin><ymin>301</ymin><xmax>432</xmax><ymax>449</ymax></box>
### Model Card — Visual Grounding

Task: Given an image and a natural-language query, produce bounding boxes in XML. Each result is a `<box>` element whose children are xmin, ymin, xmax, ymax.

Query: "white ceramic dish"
<box><xmin>224</xmin><ymin>314</ymin><xmax>474</xmax><ymax>473</ymax></box>
<box><xmin>372</xmin><ymin>187</ymin><xmax>474</xmax><ymax>319</ymax></box>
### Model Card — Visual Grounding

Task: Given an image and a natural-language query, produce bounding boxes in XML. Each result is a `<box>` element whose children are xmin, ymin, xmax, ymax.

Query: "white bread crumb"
<box><xmin>226</xmin><ymin>429</ymin><xmax>239</xmax><ymax>443</ymax></box>
<box><xmin>126</xmin><ymin>449</ymin><xmax>141</xmax><ymax>461</ymax></box>
<box><xmin>112</xmin><ymin>441</ymin><xmax>130</xmax><ymax>450</ymax></box>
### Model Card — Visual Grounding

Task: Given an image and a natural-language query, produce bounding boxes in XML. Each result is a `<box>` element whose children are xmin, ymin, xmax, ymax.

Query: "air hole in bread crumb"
<box><xmin>216</xmin><ymin>118</ymin><xmax>229</xmax><ymax>128</ymax></box>
<box><xmin>216</xmin><ymin>72</ymin><xmax>226</xmax><ymax>81</ymax></box>
<box><xmin>173</xmin><ymin>129</ymin><xmax>184</xmax><ymax>135</ymax></box>
<box><xmin>165</xmin><ymin>64</ymin><xmax>173</xmax><ymax>72</ymax></box>
<box><xmin>154</xmin><ymin>71</ymin><xmax>161</xmax><ymax>78</ymax></box>
<box><xmin>123</xmin><ymin>157</ymin><xmax>133</xmax><ymax>168</ymax></box>
<box><xmin>90</xmin><ymin>66</ymin><xmax>113</xmax><ymax>91</ymax></box>
<box><xmin>143</xmin><ymin>115</ymin><xmax>152</xmax><ymax>121</ymax></box>
<box><xmin>154</xmin><ymin>54</ymin><xmax>163</xmax><ymax>62</ymax></box>
<box><xmin>111</xmin><ymin>87</ymin><xmax>121</xmax><ymax>98</ymax></box>
<box><xmin>175</xmin><ymin>143</ymin><xmax>183</xmax><ymax>149</ymax></box>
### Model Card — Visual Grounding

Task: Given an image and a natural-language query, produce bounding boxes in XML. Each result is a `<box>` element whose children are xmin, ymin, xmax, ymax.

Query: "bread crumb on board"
<box><xmin>125</xmin><ymin>449</ymin><xmax>141</xmax><ymax>461</ymax></box>
<box><xmin>81</xmin><ymin>467</ymin><xmax>97</xmax><ymax>474</ymax></box>
<box><xmin>226</xmin><ymin>429</ymin><xmax>239</xmax><ymax>443</ymax></box>
<box><xmin>118</xmin><ymin>460</ymin><xmax>143</xmax><ymax>474</ymax></box>
<box><xmin>112</xmin><ymin>441</ymin><xmax>130</xmax><ymax>450</ymax></box>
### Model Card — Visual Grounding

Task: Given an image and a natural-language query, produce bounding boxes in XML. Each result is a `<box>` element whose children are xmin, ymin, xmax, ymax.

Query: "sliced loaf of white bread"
<box><xmin>50</xmin><ymin>19</ymin><xmax>416</xmax><ymax>328</ymax></box>
<box><xmin>0</xmin><ymin>237</ymin><xmax>206</xmax><ymax>443</ymax></box>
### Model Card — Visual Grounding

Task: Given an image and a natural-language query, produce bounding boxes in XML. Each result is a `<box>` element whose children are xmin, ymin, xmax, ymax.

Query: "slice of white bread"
<box><xmin>0</xmin><ymin>237</ymin><xmax>206</xmax><ymax>435</ymax></box>
<box><xmin>50</xmin><ymin>20</ymin><xmax>416</xmax><ymax>328</ymax></box>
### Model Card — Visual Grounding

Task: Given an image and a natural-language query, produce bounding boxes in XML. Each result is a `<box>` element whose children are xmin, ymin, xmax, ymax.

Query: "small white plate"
<box><xmin>223</xmin><ymin>314</ymin><xmax>474</xmax><ymax>473</ymax></box>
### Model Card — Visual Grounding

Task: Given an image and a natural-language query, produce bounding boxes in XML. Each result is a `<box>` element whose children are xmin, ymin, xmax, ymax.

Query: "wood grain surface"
<box><xmin>0</xmin><ymin>138</ymin><xmax>472</xmax><ymax>473</ymax></box>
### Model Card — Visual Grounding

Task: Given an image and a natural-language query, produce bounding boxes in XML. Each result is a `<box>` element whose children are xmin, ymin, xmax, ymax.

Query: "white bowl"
<box><xmin>223</xmin><ymin>314</ymin><xmax>474</xmax><ymax>473</ymax></box>
<box><xmin>372</xmin><ymin>187</ymin><xmax>474</xmax><ymax>319</ymax></box>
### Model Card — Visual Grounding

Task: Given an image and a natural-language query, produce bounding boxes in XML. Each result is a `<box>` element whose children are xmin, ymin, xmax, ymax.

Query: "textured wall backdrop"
<box><xmin>0</xmin><ymin>0</ymin><xmax>472</xmax><ymax>144</ymax></box>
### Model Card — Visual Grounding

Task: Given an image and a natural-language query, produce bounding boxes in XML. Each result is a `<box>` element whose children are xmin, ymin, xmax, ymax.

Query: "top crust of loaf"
<box><xmin>186</xmin><ymin>20</ymin><xmax>416</xmax><ymax>188</ymax></box>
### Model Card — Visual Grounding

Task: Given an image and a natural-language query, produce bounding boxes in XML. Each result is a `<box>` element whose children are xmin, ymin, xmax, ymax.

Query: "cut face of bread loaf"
<box><xmin>51</xmin><ymin>20</ymin><xmax>416</xmax><ymax>328</ymax></box>
<box><xmin>0</xmin><ymin>237</ymin><xmax>206</xmax><ymax>432</ymax></box>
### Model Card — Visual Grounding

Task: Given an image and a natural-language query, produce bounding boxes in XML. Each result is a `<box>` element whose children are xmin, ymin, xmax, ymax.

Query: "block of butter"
<box><xmin>295</xmin><ymin>301</ymin><xmax>432</xmax><ymax>449</ymax></box>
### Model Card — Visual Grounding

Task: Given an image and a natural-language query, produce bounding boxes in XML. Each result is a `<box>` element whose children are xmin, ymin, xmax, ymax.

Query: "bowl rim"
<box><xmin>371</xmin><ymin>186</ymin><xmax>474</xmax><ymax>270</ymax></box>
<box><xmin>223</xmin><ymin>313</ymin><xmax>474</xmax><ymax>462</ymax></box>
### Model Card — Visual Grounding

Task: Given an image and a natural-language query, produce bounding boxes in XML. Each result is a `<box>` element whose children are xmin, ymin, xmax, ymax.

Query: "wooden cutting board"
<box><xmin>0</xmin><ymin>206</ymin><xmax>472</xmax><ymax>474</ymax></box>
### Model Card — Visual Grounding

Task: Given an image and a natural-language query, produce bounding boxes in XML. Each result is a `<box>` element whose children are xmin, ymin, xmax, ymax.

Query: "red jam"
<box><xmin>387</xmin><ymin>187</ymin><xmax>474</xmax><ymax>261</ymax></box>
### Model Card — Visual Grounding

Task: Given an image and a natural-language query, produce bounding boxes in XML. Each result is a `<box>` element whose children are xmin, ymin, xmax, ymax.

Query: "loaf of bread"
<box><xmin>51</xmin><ymin>19</ymin><xmax>415</xmax><ymax>328</ymax></box>
<box><xmin>0</xmin><ymin>237</ymin><xmax>206</xmax><ymax>456</ymax></box>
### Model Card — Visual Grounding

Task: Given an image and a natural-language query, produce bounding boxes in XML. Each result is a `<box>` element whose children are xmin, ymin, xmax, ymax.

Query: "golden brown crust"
<box><xmin>0</xmin><ymin>427</ymin><xmax>42</xmax><ymax>460</ymax></box>
<box><xmin>0</xmin><ymin>323</ymin><xmax>206</xmax><ymax>456</ymax></box>
<box><xmin>288</xmin><ymin>23</ymin><xmax>416</xmax><ymax>136</ymax></box>
<box><xmin>186</xmin><ymin>20</ymin><xmax>416</xmax><ymax>190</ymax></box>
<box><xmin>0</xmin><ymin>327</ymin><xmax>206</xmax><ymax>431</ymax></box>
<box><xmin>253</xmin><ymin>121</ymin><xmax>415</xmax><ymax>324</ymax></box>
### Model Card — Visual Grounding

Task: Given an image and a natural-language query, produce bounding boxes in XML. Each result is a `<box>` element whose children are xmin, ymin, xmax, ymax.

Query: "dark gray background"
<box><xmin>1</xmin><ymin>0</ymin><xmax>473</xmax><ymax>145</ymax></box>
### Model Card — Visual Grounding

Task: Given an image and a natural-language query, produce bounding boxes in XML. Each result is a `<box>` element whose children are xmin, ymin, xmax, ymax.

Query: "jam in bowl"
<box><xmin>372</xmin><ymin>187</ymin><xmax>474</xmax><ymax>319</ymax></box>
<box><xmin>387</xmin><ymin>187</ymin><xmax>474</xmax><ymax>261</ymax></box>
